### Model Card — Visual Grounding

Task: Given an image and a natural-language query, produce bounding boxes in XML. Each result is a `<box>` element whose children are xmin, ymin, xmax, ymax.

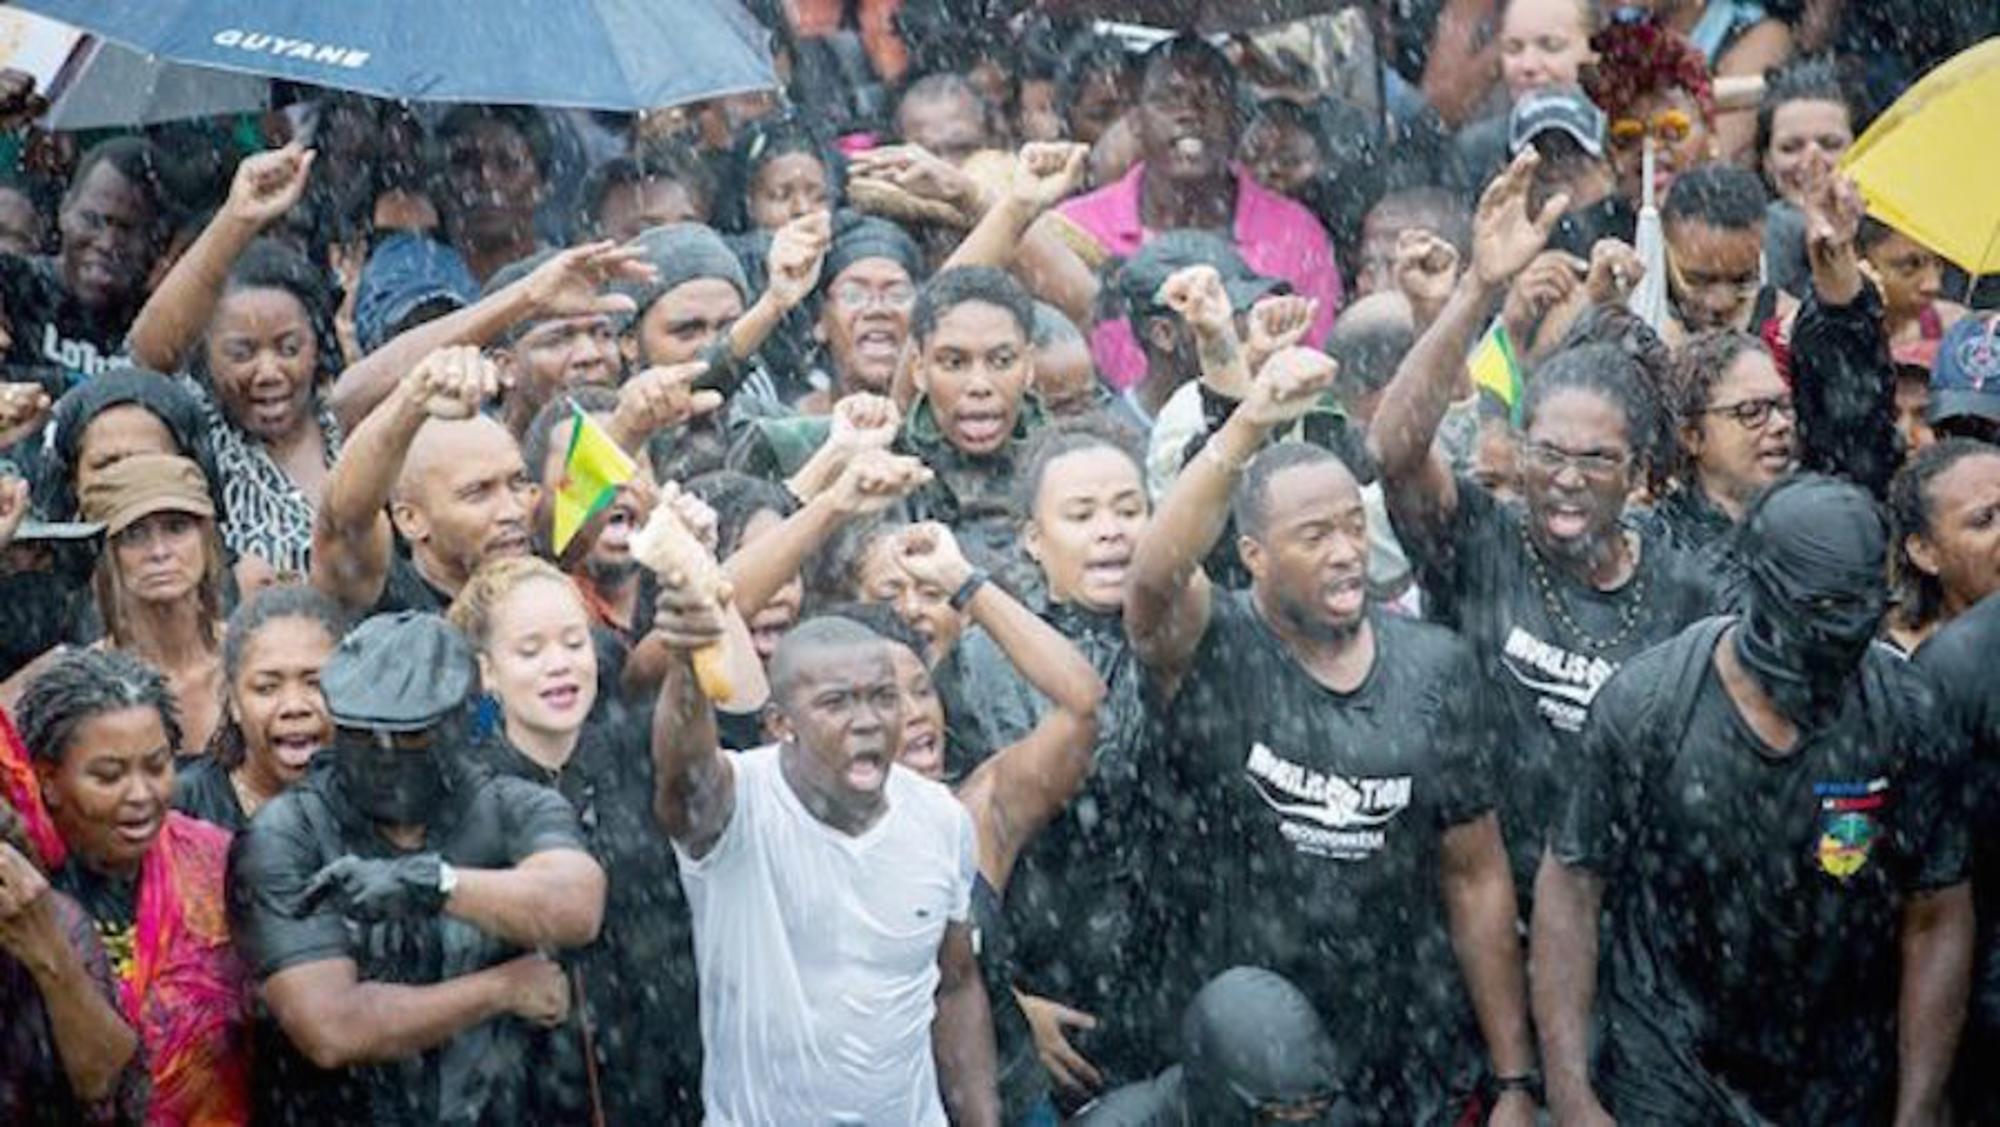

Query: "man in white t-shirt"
<box><xmin>649</xmin><ymin>596</ymin><xmax>1000</xmax><ymax>1126</ymax></box>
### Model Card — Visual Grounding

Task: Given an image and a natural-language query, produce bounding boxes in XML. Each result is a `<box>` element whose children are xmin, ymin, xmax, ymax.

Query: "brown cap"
<box><xmin>78</xmin><ymin>453</ymin><xmax>214</xmax><ymax>536</ymax></box>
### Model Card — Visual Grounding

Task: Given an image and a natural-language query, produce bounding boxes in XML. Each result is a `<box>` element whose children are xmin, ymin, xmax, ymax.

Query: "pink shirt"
<box><xmin>1059</xmin><ymin>161</ymin><xmax>1345</xmax><ymax>391</ymax></box>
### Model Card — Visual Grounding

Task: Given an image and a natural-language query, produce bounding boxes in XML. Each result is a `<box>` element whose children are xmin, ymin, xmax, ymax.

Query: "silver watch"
<box><xmin>437</xmin><ymin>860</ymin><xmax>459</xmax><ymax>897</ymax></box>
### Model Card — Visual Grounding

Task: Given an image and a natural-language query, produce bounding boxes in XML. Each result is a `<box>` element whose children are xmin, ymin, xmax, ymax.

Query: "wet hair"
<box><xmin>1754</xmin><ymin>56</ymin><xmax>1854</xmax><ymax>166</ymax></box>
<box><xmin>1888</xmin><ymin>438</ymin><xmax>2000</xmax><ymax>629</ymax></box>
<box><xmin>62</xmin><ymin>136</ymin><xmax>169</xmax><ymax>225</ymax></box>
<box><xmin>1366</xmin><ymin>186</ymin><xmax>1474</xmax><ymax>260</ymax></box>
<box><xmin>212</xmin><ymin>585</ymin><xmax>346</xmax><ymax>769</ymax></box>
<box><xmin>910</xmin><ymin>266</ymin><xmax>1036</xmax><ymax>347</ymax></box>
<box><xmin>580</xmin><ymin>141</ymin><xmax>717</xmax><ymax>235</ymax></box>
<box><xmin>1670</xmin><ymin>330</ymin><xmax>1773</xmax><ymax>479</ymax></box>
<box><xmin>893</xmin><ymin>72</ymin><xmax>995</xmax><ymax>140</ymax></box>
<box><xmin>195</xmin><ymin>237</ymin><xmax>342</xmax><ymax>390</ymax></box>
<box><xmin>686</xmin><ymin>471</ymin><xmax>799</xmax><ymax>559</ymax></box>
<box><xmin>716</xmin><ymin>112</ymin><xmax>841</xmax><ymax>234</ymax></box>
<box><xmin>19</xmin><ymin>648</ymin><xmax>184</xmax><ymax>764</ymax></box>
<box><xmin>95</xmin><ymin>510</ymin><xmax>228</xmax><ymax>654</ymax></box>
<box><xmin>1055</xmin><ymin>32</ymin><xmax>1137</xmax><ymax>123</ymax></box>
<box><xmin>1585</xmin><ymin>18</ymin><xmax>1715</xmax><ymax>123</ymax></box>
<box><xmin>1231</xmin><ymin>441</ymin><xmax>1350</xmax><ymax>543</ymax></box>
<box><xmin>522</xmin><ymin>387</ymin><xmax>622</xmax><ymax>485</ymax></box>
<box><xmin>1139</xmin><ymin>35</ymin><xmax>1239</xmax><ymax>110</ymax></box>
<box><xmin>1522</xmin><ymin>342</ymin><xmax>1660</xmax><ymax>457</ymax></box>
<box><xmin>39</xmin><ymin>368</ymin><xmax>228</xmax><ymax>527</ymax></box>
<box><xmin>1032</xmin><ymin>300</ymin><xmax>1085</xmax><ymax>349</ymax></box>
<box><xmin>1015</xmin><ymin>421</ymin><xmax>1147</xmax><ymax>517</ymax></box>
<box><xmin>1551</xmin><ymin>307</ymin><xmax>1677</xmax><ymax>491</ymax></box>
<box><xmin>768</xmin><ymin>615</ymin><xmax>889</xmax><ymax>703</ymax></box>
<box><xmin>1662</xmin><ymin>163</ymin><xmax>1768</xmax><ymax>231</ymax></box>
<box><xmin>1856</xmin><ymin>215</ymin><xmax>1904</xmax><ymax>256</ymax></box>
<box><xmin>448</xmin><ymin>555</ymin><xmax>580</xmax><ymax>652</ymax></box>
<box><xmin>806</xmin><ymin>514</ymin><xmax>900</xmax><ymax>611</ymax></box>
<box><xmin>818</xmin><ymin>599</ymin><xmax>929</xmax><ymax>663</ymax></box>
<box><xmin>436</xmin><ymin>104</ymin><xmax>553</xmax><ymax>177</ymax></box>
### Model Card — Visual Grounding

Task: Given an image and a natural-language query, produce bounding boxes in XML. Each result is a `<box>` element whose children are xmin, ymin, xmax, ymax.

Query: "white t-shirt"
<box><xmin>676</xmin><ymin>744</ymin><xmax>977</xmax><ymax>1126</ymax></box>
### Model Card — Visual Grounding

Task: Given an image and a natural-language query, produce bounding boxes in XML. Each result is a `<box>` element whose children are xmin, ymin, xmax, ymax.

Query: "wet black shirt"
<box><xmin>1158</xmin><ymin>594</ymin><xmax>1496</xmax><ymax>1124</ymax></box>
<box><xmin>1402</xmin><ymin>479</ymin><xmax>1715</xmax><ymax>888</ymax></box>
<box><xmin>1914</xmin><ymin>593</ymin><xmax>2000</xmax><ymax>1093</ymax></box>
<box><xmin>1552</xmin><ymin>619</ymin><xmax>1969</xmax><ymax>1124</ymax></box>
<box><xmin>954</xmin><ymin>601</ymin><xmax>1171</xmax><ymax>1087</ymax></box>
<box><xmin>475</xmin><ymin>703</ymin><xmax>702</xmax><ymax>1124</ymax></box>
<box><xmin>173</xmin><ymin>756</ymin><xmax>248</xmax><ymax>833</ymax></box>
<box><xmin>226</xmin><ymin>755</ymin><xmax>587</xmax><ymax>1126</ymax></box>
<box><xmin>0</xmin><ymin>255</ymin><xmax>134</xmax><ymax>387</ymax></box>
<box><xmin>370</xmin><ymin>552</ymin><xmax>452</xmax><ymax>618</ymax></box>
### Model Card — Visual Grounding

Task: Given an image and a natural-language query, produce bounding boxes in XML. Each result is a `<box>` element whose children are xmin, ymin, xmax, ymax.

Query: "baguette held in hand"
<box><xmin>631</xmin><ymin>493</ymin><xmax>734</xmax><ymax>701</ymax></box>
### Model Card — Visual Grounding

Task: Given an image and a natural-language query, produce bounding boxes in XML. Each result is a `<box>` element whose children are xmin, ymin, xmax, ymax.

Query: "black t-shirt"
<box><xmin>1158</xmin><ymin>593</ymin><xmax>1497</xmax><ymax>1123</ymax></box>
<box><xmin>1914</xmin><ymin>595</ymin><xmax>2000</xmax><ymax>1062</ymax></box>
<box><xmin>226</xmin><ymin>754</ymin><xmax>587</xmax><ymax>1126</ymax></box>
<box><xmin>1403</xmin><ymin>479</ymin><xmax>1715</xmax><ymax>887</ymax></box>
<box><xmin>474</xmin><ymin>702</ymin><xmax>702</xmax><ymax>1124</ymax></box>
<box><xmin>0</xmin><ymin>255</ymin><xmax>134</xmax><ymax>387</ymax></box>
<box><xmin>1552</xmin><ymin>619</ymin><xmax>1969</xmax><ymax>1123</ymax></box>
<box><xmin>371</xmin><ymin>552</ymin><xmax>452</xmax><ymax>618</ymax></box>
<box><xmin>173</xmin><ymin>756</ymin><xmax>247</xmax><ymax>833</ymax></box>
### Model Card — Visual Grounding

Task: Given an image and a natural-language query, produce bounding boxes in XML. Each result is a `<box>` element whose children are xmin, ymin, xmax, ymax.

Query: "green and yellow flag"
<box><xmin>552</xmin><ymin>403</ymin><xmax>636</xmax><ymax>554</ymax></box>
<box><xmin>1468</xmin><ymin>322</ymin><xmax>1524</xmax><ymax>426</ymax></box>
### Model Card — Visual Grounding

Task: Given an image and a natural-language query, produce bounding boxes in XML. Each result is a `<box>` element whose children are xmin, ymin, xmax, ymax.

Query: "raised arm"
<box><xmin>1124</xmin><ymin>347</ymin><xmax>1339</xmax><ymax>698</ymax></box>
<box><xmin>896</xmin><ymin>523</ymin><xmax>1106</xmax><ymax>887</ymax></box>
<box><xmin>128</xmin><ymin>142</ymin><xmax>314</xmax><ymax>373</ymax></box>
<box><xmin>309</xmin><ymin>346</ymin><xmax>497</xmax><ymax>614</ymax></box>
<box><xmin>326</xmin><ymin>241</ymin><xmax>652</xmax><ymax>431</ymax></box>
<box><xmin>732</xmin><ymin>444</ymin><xmax>930</xmax><ymax>617</ymax></box>
<box><xmin>1371</xmin><ymin>150</ymin><xmax>1565</xmax><ymax>548</ymax></box>
<box><xmin>262</xmin><ymin>952</ymin><xmax>570</xmax><ymax>1070</ymax></box>
<box><xmin>1793</xmin><ymin>170</ymin><xmax>1898</xmax><ymax>498</ymax></box>
<box><xmin>644</xmin><ymin>524</ymin><xmax>739</xmax><ymax>857</ymax></box>
<box><xmin>720</xmin><ymin>210</ymin><xmax>830</xmax><ymax>373</ymax></box>
<box><xmin>942</xmin><ymin>144</ymin><xmax>1087</xmax><ymax>265</ymax></box>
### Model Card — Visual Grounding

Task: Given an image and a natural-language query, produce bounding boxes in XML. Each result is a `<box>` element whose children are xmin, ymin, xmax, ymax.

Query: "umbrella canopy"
<box><xmin>0</xmin><ymin>7</ymin><xmax>266</xmax><ymax>130</ymax></box>
<box><xmin>10</xmin><ymin>0</ymin><xmax>778</xmax><ymax>113</ymax></box>
<box><xmin>1841</xmin><ymin>36</ymin><xmax>2000</xmax><ymax>275</ymax></box>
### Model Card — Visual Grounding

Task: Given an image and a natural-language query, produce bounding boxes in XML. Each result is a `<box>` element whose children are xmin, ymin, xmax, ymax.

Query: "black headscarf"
<box><xmin>36</xmin><ymin>367</ymin><xmax>228</xmax><ymax>530</ymax></box>
<box><xmin>1180</xmin><ymin>967</ymin><xmax>1351</xmax><ymax>1124</ymax></box>
<box><xmin>1733</xmin><ymin>474</ymin><xmax>1888</xmax><ymax>724</ymax></box>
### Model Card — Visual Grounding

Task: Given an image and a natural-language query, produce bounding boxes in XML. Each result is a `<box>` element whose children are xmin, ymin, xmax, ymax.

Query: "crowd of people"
<box><xmin>0</xmin><ymin>0</ymin><xmax>1997</xmax><ymax>1123</ymax></box>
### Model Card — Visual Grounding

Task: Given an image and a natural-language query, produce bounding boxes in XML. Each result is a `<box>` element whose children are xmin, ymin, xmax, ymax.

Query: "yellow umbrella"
<box><xmin>1841</xmin><ymin>36</ymin><xmax>2000</xmax><ymax>275</ymax></box>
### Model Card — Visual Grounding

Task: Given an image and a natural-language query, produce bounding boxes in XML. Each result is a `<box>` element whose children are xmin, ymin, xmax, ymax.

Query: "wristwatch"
<box><xmin>437</xmin><ymin>860</ymin><xmax>459</xmax><ymax>899</ymax></box>
<box><xmin>1489</xmin><ymin>1068</ymin><xmax>1543</xmax><ymax>1105</ymax></box>
<box><xmin>948</xmin><ymin>569</ymin><xmax>991</xmax><ymax>611</ymax></box>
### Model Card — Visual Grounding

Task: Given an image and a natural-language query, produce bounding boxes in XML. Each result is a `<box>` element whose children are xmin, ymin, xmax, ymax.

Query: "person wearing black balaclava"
<box><xmin>226</xmin><ymin>611</ymin><xmax>606</xmax><ymax>1126</ymax></box>
<box><xmin>1072</xmin><ymin>966</ymin><xmax>1355</xmax><ymax>1126</ymax></box>
<box><xmin>1534</xmin><ymin>475</ymin><xmax>1974</xmax><ymax>1124</ymax></box>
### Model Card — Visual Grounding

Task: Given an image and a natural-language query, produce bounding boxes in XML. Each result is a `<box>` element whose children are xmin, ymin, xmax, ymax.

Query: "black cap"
<box><xmin>322</xmin><ymin>612</ymin><xmax>475</xmax><ymax>733</ymax></box>
<box><xmin>1117</xmin><ymin>230</ymin><xmax>1284</xmax><ymax>330</ymax></box>
<box><xmin>1508</xmin><ymin>85</ymin><xmax>1606</xmax><ymax>157</ymax></box>
<box><xmin>1928</xmin><ymin>314</ymin><xmax>2000</xmax><ymax>426</ymax></box>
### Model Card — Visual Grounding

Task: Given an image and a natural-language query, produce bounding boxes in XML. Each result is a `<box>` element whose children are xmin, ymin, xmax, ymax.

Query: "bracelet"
<box><xmin>1489</xmin><ymin>1068</ymin><xmax>1543</xmax><ymax>1104</ymax></box>
<box><xmin>948</xmin><ymin>569</ymin><xmax>991</xmax><ymax>611</ymax></box>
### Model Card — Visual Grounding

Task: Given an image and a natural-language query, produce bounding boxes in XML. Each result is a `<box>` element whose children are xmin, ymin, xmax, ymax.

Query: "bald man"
<box><xmin>313</xmin><ymin>346</ymin><xmax>539</xmax><ymax>616</ymax></box>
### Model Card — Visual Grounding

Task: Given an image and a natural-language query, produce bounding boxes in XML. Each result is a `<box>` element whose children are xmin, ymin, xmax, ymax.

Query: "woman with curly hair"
<box><xmin>1584</xmin><ymin>17</ymin><xmax>1717</xmax><ymax>209</ymax></box>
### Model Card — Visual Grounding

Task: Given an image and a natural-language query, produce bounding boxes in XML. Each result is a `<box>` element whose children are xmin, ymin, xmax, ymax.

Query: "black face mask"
<box><xmin>335</xmin><ymin>733</ymin><xmax>446</xmax><ymax>826</ymax></box>
<box><xmin>1732</xmin><ymin>477</ymin><xmax>1888</xmax><ymax>724</ymax></box>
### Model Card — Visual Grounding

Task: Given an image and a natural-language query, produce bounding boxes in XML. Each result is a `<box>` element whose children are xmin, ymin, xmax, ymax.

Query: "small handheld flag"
<box><xmin>1468</xmin><ymin>322</ymin><xmax>1525</xmax><ymax>426</ymax></box>
<box><xmin>552</xmin><ymin>403</ymin><xmax>636</xmax><ymax>555</ymax></box>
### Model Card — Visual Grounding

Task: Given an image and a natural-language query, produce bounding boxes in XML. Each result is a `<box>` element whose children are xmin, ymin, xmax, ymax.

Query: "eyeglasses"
<box><xmin>1523</xmin><ymin>443</ymin><xmax>1629</xmax><ymax>477</ymax></box>
<box><xmin>1609</xmin><ymin>108</ymin><xmax>1694</xmax><ymax>149</ymax></box>
<box><xmin>1703</xmin><ymin>394</ymin><xmax>1795</xmax><ymax>430</ymax></box>
<box><xmin>832</xmin><ymin>280</ymin><xmax>917</xmax><ymax>312</ymax></box>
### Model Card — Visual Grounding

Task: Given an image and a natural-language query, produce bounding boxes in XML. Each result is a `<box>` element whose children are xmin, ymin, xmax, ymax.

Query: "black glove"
<box><xmin>297</xmin><ymin>853</ymin><xmax>448</xmax><ymax>921</ymax></box>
